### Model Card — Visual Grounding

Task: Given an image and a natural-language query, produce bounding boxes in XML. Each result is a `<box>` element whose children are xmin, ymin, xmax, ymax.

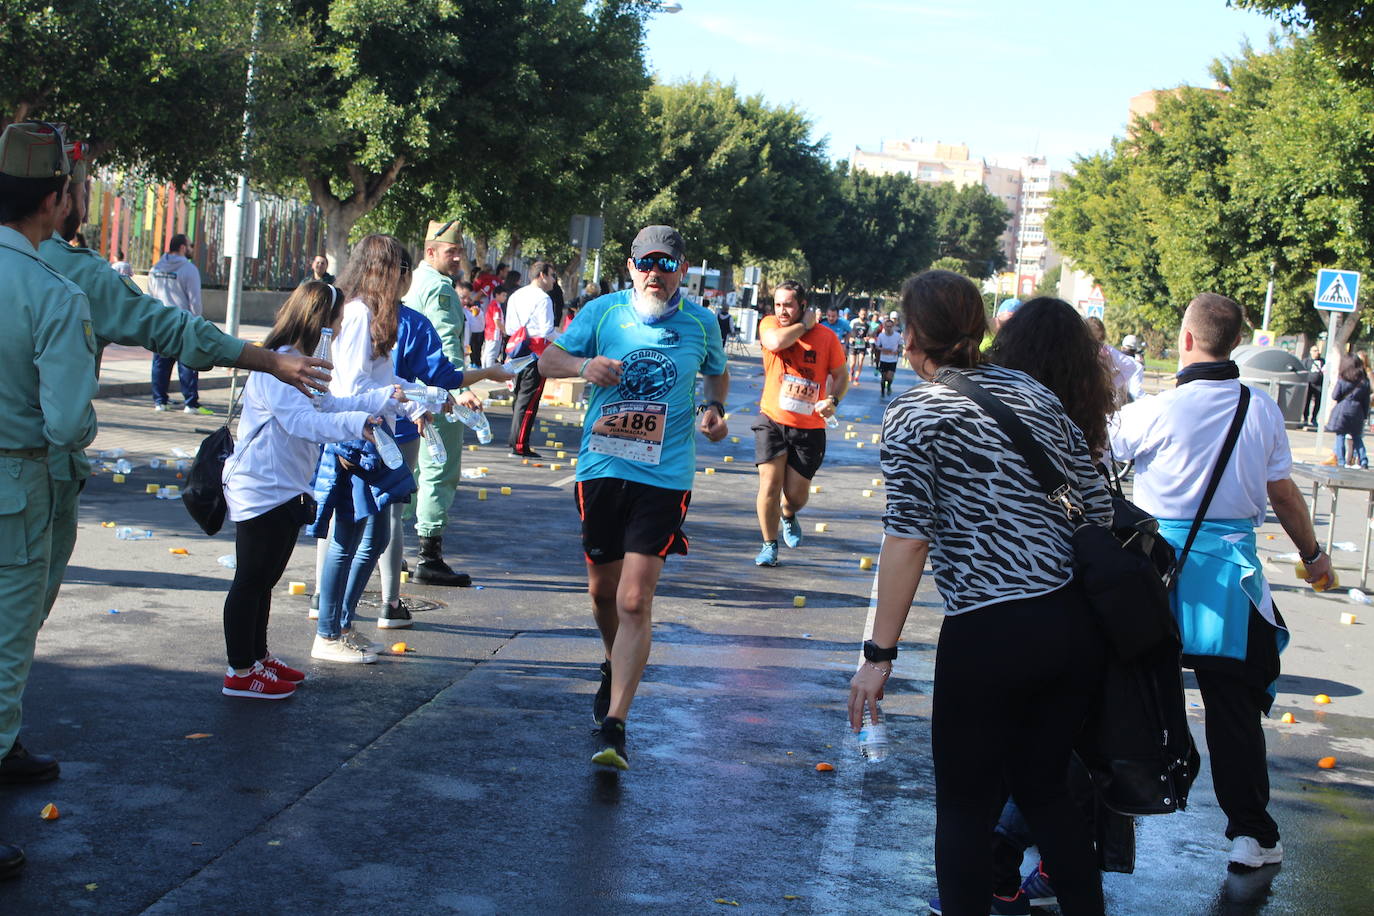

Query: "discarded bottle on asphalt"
<box><xmin>217</xmin><ymin>555</ymin><xmax>237</xmax><ymax>569</ymax></box>
<box><xmin>450</xmin><ymin>404</ymin><xmax>493</xmax><ymax>445</ymax></box>
<box><xmin>111</xmin><ymin>458</ymin><xmax>133</xmax><ymax>475</ymax></box>
<box><xmin>372</xmin><ymin>423</ymin><xmax>404</xmax><ymax>469</ymax></box>
<box><xmin>1347</xmin><ymin>588</ymin><xmax>1372</xmax><ymax>605</ymax></box>
<box><xmin>857</xmin><ymin>706</ymin><xmax>889</xmax><ymax>762</ymax></box>
<box><xmin>421</xmin><ymin>421</ymin><xmax>447</xmax><ymax>463</ymax></box>
<box><xmin>115</xmin><ymin>527</ymin><xmax>153</xmax><ymax>540</ymax></box>
<box><xmin>98</xmin><ymin>448</ymin><xmax>126</xmax><ymax>459</ymax></box>
<box><xmin>503</xmin><ymin>354</ymin><xmax>535</xmax><ymax>375</ymax></box>
<box><xmin>309</xmin><ymin>328</ymin><xmax>336</xmax><ymax>410</ymax></box>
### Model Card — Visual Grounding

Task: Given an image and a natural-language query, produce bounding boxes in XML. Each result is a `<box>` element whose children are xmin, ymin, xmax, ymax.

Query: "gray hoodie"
<box><xmin>147</xmin><ymin>252</ymin><xmax>202</xmax><ymax>317</ymax></box>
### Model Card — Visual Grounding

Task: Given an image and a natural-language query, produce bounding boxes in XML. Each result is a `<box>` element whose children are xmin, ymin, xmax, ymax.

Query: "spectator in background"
<box><xmin>148</xmin><ymin>233</ymin><xmax>210</xmax><ymax>414</ymax></box>
<box><xmin>1324</xmin><ymin>354</ymin><xmax>1370</xmax><ymax>468</ymax></box>
<box><xmin>307</xmin><ymin>254</ymin><xmax>334</xmax><ymax>285</ymax></box>
<box><xmin>1086</xmin><ymin>316</ymin><xmax>1143</xmax><ymax>406</ymax></box>
<box><xmin>716</xmin><ymin>300</ymin><xmax>733</xmax><ymax>347</ymax></box>
<box><xmin>505</xmin><ymin>261</ymin><xmax>559</xmax><ymax>457</ymax></box>
<box><xmin>472</xmin><ymin>263</ymin><xmax>500</xmax><ymax>299</ymax></box>
<box><xmin>110</xmin><ymin>248</ymin><xmax>133</xmax><ymax>277</ymax></box>
<box><xmin>461</xmin><ymin>279</ymin><xmax>484</xmax><ymax>366</ymax></box>
<box><xmin>481</xmin><ymin>287</ymin><xmax>509</xmax><ymax>367</ymax></box>
<box><xmin>502</xmin><ymin>269</ymin><xmax>522</xmax><ymax>294</ymax></box>
<box><xmin>1301</xmin><ymin>344</ymin><xmax>1324</xmax><ymax>430</ymax></box>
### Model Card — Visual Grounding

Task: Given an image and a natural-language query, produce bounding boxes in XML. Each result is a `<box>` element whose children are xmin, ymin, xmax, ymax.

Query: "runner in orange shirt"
<box><xmin>752</xmin><ymin>280</ymin><xmax>849</xmax><ymax>567</ymax></box>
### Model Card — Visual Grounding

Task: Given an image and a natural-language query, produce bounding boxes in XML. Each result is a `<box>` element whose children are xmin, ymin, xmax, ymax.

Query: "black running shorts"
<box><xmin>878</xmin><ymin>360</ymin><xmax>898</xmax><ymax>374</ymax></box>
<box><xmin>575</xmin><ymin>478</ymin><xmax>692</xmax><ymax>565</ymax></box>
<box><xmin>752</xmin><ymin>415</ymin><xmax>827</xmax><ymax>480</ymax></box>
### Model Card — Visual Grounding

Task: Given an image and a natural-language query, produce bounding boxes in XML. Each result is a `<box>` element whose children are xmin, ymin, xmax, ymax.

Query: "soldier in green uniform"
<box><xmin>39</xmin><ymin>136</ymin><xmax>331</xmax><ymax>620</ymax></box>
<box><xmin>0</xmin><ymin>122</ymin><xmax>101</xmax><ymax>880</ymax></box>
<box><xmin>404</xmin><ymin>220</ymin><xmax>486</xmax><ymax>584</ymax></box>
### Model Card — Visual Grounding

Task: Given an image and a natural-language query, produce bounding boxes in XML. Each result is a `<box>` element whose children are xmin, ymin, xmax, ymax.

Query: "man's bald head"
<box><xmin>1182</xmin><ymin>292</ymin><xmax>1245</xmax><ymax>358</ymax></box>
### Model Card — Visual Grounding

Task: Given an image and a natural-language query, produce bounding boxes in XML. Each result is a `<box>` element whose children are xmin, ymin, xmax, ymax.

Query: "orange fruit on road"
<box><xmin>1318</xmin><ymin>756</ymin><xmax>1337</xmax><ymax>769</ymax></box>
<box><xmin>815</xmin><ymin>762</ymin><xmax>834</xmax><ymax>772</ymax></box>
<box><xmin>1315</xmin><ymin>694</ymin><xmax>1332</xmax><ymax>705</ymax></box>
<box><xmin>390</xmin><ymin>642</ymin><xmax>408</xmax><ymax>654</ymax></box>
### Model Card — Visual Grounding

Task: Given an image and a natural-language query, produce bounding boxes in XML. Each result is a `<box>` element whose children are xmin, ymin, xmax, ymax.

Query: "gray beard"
<box><xmin>634</xmin><ymin>289</ymin><xmax>671</xmax><ymax>320</ymax></box>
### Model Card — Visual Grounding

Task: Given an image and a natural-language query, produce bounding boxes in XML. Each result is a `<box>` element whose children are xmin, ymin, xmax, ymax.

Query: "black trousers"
<box><xmin>468</xmin><ymin>331</ymin><xmax>483</xmax><ymax>366</ymax></box>
<box><xmin>223</xmin><ymin>498</ymin><xmax>306</xmax><ymax>669</ymax></box>
<box><xmin>933</xmin><ymin>585</ymin><xmax>1106</xmax><ymax>916</ymax></box>
<box><xmin>1303</xmin><ymin>388</ymin><xmax>1321</xmax><ymax>424</ymax></box>
<box><xmin>508</xmin><ymin>361</ymin><xmax>546</xmax><ymax>451</ymax></box>
<box><xmin>1194</xmin><ymin>666</ymin><xmax>1280</xmax><ymax>846</ymax></box>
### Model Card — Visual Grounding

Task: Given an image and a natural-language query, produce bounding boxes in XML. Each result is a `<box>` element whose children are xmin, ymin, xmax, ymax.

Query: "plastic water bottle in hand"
<box><xmin>857</xmin><ymin>705</ymin><xmax>890</xmax><ymax>762</ymax></box>
<box><xmin>421</xmin><ymin>421</ymin><xmax>447</xmax><ymax>463</ymax></box>
<box><xmin>372</xmin><ymin>423</ymin><xmax>404</xmax><ymax>469</ymax></box>
<box><xmin>309</xmin><ymin>328</ymin><xmax>336</xmax><ymax>410</ymax></box>
<box><xmin>400</xmin><ymin>383</ymin><xmax>447</xmax><ymax>411</ymax></box>
<box><xmin>450</xmin><ymin>404</ymin><xmax>493</xmax><ymax>445</ymax></box>
<box><xmin>503</xmin><ymin>353</ymin><xmax>535</xmax><ymax>375</ymax></box>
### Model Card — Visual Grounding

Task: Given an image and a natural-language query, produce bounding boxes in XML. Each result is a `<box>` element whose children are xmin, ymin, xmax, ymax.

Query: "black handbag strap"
<box><xmin>935</xmin><ymin>368</ymin><xmax>1079</xmax><ymax>517</ymax></box>
<box><xmin>1174</xmin><ymin>385</ymin><xmax>1250</xmax><ymax>570</ymax></box>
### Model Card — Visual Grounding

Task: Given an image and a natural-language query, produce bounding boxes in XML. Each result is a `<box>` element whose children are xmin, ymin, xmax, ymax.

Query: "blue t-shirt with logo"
<box><xmin>820</xmin><ymin>317</ymin><xmax>851</xmax><ymax>339</ymax></box>
<box><xmin>555</xmin><ymin>289</ymin><xmax>728</xmax><ymax>491</ymax></box>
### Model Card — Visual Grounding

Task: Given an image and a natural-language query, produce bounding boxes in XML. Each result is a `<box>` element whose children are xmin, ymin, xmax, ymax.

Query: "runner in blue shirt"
<box><xmin>540</xmin><ymin>225</ymin><xmax>729</xmax><ymax>770</ymax></box>
<box><xmin>819</xmin><ymin>305</ymin><xmax>851</xmax><ymax>345</ymax></box>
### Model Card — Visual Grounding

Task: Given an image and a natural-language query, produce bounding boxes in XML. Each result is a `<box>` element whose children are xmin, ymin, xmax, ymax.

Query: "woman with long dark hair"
<box><xmin>848</xmin><ymin>271</ymin><xmax>1111</xmax><ymax>915</ymax></box>
<box><xmin>1325</xmin><ymin>353</ymin><xmax>1370</xmax><ymax>468</ymax></box>
<box><xmin>310</xmin><ymin>235</ymin><xmax>422</xmax><ymax>663</ymax></box>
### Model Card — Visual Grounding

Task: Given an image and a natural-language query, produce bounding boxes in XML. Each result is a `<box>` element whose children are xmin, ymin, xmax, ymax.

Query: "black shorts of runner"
<box><xmin>752</xmin><ymin>415</ymin><xmax>827</xmax><ymax>480</ymax></box>
<box><xmin>575</xmin><ymin>478</ymin><xmax>692</xmax><ymax>565</ymax></box>
<box><xmin>878</xmin><ymin>360</ymin><xmax>898</xmax><ymax>374</ymax></box>
<box><xmin>849</xmin><ymin>340</ymin><xmax>869</xmax><ymax>353</ymax></box>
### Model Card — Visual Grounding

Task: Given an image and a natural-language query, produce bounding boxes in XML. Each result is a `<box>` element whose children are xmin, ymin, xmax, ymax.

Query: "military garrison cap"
<box><xmin>426</xmin><ymin>219</ymin><xmax>462</xmax><ymax>244</ymax></box>
<box><xmin>0</xmin><ymin>122</ymin><xmax>71</xmax><ymax>179</ymax></box>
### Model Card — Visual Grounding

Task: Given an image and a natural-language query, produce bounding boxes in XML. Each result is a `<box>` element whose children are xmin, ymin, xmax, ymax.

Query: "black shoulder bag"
<box><xmin>181</xmin><ymin>373</ymin><xmax>268</xmax><ymax>536</ymax></box>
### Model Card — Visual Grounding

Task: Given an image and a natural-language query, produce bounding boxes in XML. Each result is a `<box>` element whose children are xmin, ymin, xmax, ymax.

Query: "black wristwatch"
<box><xmin>697</xmin><ymin>400</ymin><xmax>726</xmax><ymax>416</ymax></box>
<box><xmin>1301</xmin><ymin>545</ymin><xmax>1324</xmax><ymax>565</ymax></box>
<box><xmin>863</xmin><ymin>639</ymin><xmax>898</xmax><ymax>662</ymax></box>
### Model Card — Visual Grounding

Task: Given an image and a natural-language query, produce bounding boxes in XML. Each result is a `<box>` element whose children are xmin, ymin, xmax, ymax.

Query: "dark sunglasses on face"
<box><xmin>632</xmin><ymin>255</ymin><xmax>680</xmax><ymax>273</ymax></box>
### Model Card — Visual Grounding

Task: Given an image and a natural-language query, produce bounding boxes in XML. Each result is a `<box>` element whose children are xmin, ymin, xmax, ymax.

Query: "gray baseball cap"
<box><xmin>630</xmin><ymin>225</ymin><xmax>686</xmax><ymax>260</ymax></box>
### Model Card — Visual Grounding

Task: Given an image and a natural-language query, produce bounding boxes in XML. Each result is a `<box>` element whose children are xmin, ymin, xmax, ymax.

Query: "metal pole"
<box><xmin>1261</xmin><ymin>261</ymin><xmax>1275</xmax><ymax>331</ymax></box>
<box><xmin>225</xmin><ymin>5</ymin><xmax>263</xmax><ymax>339</ymax></box>
<box><xmin>1316</xmin><ymin>309</ymin><xmax>1340</xmax><ymax>458</ymax></box>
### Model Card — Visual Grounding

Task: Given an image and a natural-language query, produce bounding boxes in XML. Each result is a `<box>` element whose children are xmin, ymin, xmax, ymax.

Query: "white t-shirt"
<box><xmin>505</xmin><ymin>283</ymin><xmax>556</xmax><ymax>341</ymax></box>
<box><xmin>874</xmin><ymin>331</ymin><xmax>903</xmax><ymax>362</ymax></box>
<box><xmin>1109</xmin><ymin>378</ymin><xmax>1291</xmax><ymax>526</ymax></box>
<box><xmin>464</xmin><ymin>305</ymin><xmax>484</xmax><ymax>335</ymax></box>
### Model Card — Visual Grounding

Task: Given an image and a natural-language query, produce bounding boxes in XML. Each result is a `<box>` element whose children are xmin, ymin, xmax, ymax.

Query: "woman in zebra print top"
<box><xmin>847</xmin><ymin>270</ymin><xmax>1110</xmax><ymax>915</ymax></box>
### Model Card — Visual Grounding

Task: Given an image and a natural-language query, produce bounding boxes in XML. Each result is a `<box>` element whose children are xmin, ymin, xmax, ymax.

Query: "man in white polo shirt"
<box><xmin>505</xmin><ymin>261</ymin><xmax>559</xmax><ymax>457</ymax></box>
<box><xmin>1110</xmin><ymin>292</ymin><xmax>1330</xmax><ymax>871</ymax></box>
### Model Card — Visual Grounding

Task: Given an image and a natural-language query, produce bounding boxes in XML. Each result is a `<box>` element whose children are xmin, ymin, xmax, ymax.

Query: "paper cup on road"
<box><xmin>288</xmin><ymin>582</ymin><xmax>306</xmax><ymax>595</ymax></box>
<box><xmin>862</xmin><ymin>489</ymin><xmax>874</xmax><ymax>498</ymax></box>
<box><xmin>1340</xmin><ymin>612</ymin><xmax>1358</xmax><ymax>625</ymax></box>
<box><xmin>814</xmin><ymin>522</ymin><xmax>828</xmax><ymax>533</ymax></box>
<box><xmin>810</xmin><ymin>485</ymin><xmax>822</xmax><ymax>494</ymax></box>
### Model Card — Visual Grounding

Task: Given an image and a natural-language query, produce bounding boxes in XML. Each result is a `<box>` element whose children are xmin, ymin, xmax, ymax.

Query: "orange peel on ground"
<box><xmin>815</xmin><ymin>762</ymin><xmax>834</xmax><ymax>772</ymax></box>
<box><xmin>1315</xmin><ymin>694</ymin><xmax>1332</xmax><ymax>705</ymax></box>
<box><xmin>1318</xmin><ymin>756</ymin><xmax>1337</xmax><ymax>769</ymax></box>
<box><xmin>40</xmin><ymin>803</ymin><xmax>59</xmax><ymax>820</ymax></box>
<box><xmin>1280</xmin><ymin>712</ymin><xmax>1296</xmax><ymax>723</ymax></box>
<box><xmin>390</xmin><ymin>642</ymin><xmax>408</xmax><ymax>654</ymax></box>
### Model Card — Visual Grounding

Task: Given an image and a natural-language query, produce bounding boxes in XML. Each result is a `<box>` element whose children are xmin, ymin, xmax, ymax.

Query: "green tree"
<box><xmin>251</xmin><ymin>0</ymin><xmax>650</xmax><ymax>269</ymax></box>
<box><xmin>0</xmin><ymin>0</ymin><xmax>248</xmax><ymax>183</ymax></box>
<box><xmin>612</xmin><ymin>79</ymin><xmax>832</xmax><ymax>268</ymax></box>
<box><xmin>1231</xmin><ymin>1</ymin><xmax>1374</xmax><ymax>79</ymax></box>
<box><xmin>927</xmin><ymin>182</ymin><xmax>1010</xmax><ymax>278</ymax></box>
<box><xmin>802</xmin><ymin>161</ymin><xmax>936</xmax><ymax>309</ymax></box>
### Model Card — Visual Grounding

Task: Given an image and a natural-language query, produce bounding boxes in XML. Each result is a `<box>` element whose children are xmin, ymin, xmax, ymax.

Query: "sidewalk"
<box><xmin>96</xmin><ymin>322</ymin><xmax>274</xmax><ymax>399</ymax></box>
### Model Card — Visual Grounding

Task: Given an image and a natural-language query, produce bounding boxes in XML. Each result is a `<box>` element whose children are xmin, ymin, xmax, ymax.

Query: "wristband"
<box><xmin>698</xmin><ymin>400</ymin><xmax>726</xmax><ymax>416</ymax></box>
<box><xmin>578</xmin><ymin>358</ymin><xmax>592</xmax><ymax>378</ymax></box>
<box><xmin>863</xmin><ymin>639</ymin><xmax>898</xmax><ymax>662</ymax></box>
<box><xmin>1301</xmin><ymin>546</ymin><xmax>1324</xmax><ymax>565</ymax></box>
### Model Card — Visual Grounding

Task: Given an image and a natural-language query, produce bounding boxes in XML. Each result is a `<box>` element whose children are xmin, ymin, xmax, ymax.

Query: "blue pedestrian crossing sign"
<box><xmin>1315</xmin><ymin>269</ymin><xmax>1360</xmax><ymax>312</ymax></box>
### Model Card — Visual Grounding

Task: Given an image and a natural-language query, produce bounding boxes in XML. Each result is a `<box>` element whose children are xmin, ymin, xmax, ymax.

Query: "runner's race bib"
<box><xmin>588</xmin><ymin>400</ymin><xmax>667</xmax><ymax>465</ymax></box>
<box><xmin>779</xmin><ymin>373</ymin><xmax>821</xmax><ymax>414</ymax></box>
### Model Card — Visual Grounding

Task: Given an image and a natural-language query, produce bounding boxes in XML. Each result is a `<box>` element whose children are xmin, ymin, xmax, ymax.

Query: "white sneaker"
<box><xmin>341</xmin><ymin>629</ymin><xmax>382</xmax><ymax>653</ymax></box>
<box><xmin>153</xmin><ymin>402</ymin><xmax>172</xmax><ymax>411</ymax></box>
<box><xmin>1228</xmin><ymin>836</ymin><xmax>1283</xmax><ymax>867</ymax></box>
<box><xmin>311</xmin><ymin>634</ymin><xmax>377</xmax><ymax>664</ymax></box>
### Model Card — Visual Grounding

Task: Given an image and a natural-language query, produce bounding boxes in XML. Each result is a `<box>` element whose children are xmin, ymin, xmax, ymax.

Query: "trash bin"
<box><xmin>1233</xmin><ymin>345</ymin><xmax>1313</xmax><ymax>427</ymax></box>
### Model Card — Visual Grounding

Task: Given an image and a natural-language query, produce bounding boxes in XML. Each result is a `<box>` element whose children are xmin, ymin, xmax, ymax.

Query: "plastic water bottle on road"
<box><xmin>450</xmin><ymin>404</ymin><xmax>493</xmax><ymax>445</ymax></box>
<box><xmin>372</xmin><ymin>423</ymin><xmax>404</xmax><ymax>469</ymax></box>
<box><xmin>1347</xmin><ymin>588</ymin><xmax>1371</xmax><ymax>605</ymax></box>
<box><xmin>115</xmin><ymin>527</ymin><xmax>153</xmax><ymax>540</ymax></box>
<box><xmin>857</xmin><ymin>706</ymin><xmax>890</xmax><ymax>762</ymax></box>
<box><xmin>310</xmin><ymin>328</ymin><xmax>336</xmax><ymax>410</ymax></box>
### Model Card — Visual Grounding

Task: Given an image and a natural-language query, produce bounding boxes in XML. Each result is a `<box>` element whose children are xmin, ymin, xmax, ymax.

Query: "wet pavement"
<box><xmin>1</xmin><ymin>352</ymin><xmax>1372</xmax><ymax>914</ymax></box>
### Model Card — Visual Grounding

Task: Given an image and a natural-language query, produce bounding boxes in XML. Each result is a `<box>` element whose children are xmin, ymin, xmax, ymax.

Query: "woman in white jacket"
<box><xmin>220</xmin><ymin>281</ymin><xmax>400</xmax><ymax>699</ymax></box>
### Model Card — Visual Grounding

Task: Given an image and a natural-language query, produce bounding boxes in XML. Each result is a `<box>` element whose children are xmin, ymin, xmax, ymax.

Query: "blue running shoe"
<box><xmin>928</xmin><ymin>890</ymin><xmax>1030</xmax><ymax>915</ymax></box>
<box><xmin>781</xmin><ymin>514</ymin><xmax>803</xmax><ymax>548</ymax></box>
<box><xmin>1019</xmin><ymin>861</ymin><xmax>1056</xmax><ymax>907</ymax></box>
<box><xmin>754</xmin><ymin>541</ymin><xmax>780</xmax><ymax>567</ymax></box>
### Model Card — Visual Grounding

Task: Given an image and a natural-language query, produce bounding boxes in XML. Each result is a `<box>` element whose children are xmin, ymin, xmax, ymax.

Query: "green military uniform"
<box><xmin>402</xmin><ymin>259</ymin><xmax>466</xmax><ymax>537</ymax></box>
<box><xmin>38</xmin><ymin>234</ymin><xmax>246</xmax><ymax>617</ymax></box>
<box><xmin>0</xmin><ymin>223</ymin><xmax>98</xmax><ymax>759</ymax></box>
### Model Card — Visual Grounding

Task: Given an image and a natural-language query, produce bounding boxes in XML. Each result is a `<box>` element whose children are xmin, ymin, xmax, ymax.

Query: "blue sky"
<box><xmin>642</xmin><ymin>0</ymin><xmax>1285</xmax><ymax>169</ymax></box>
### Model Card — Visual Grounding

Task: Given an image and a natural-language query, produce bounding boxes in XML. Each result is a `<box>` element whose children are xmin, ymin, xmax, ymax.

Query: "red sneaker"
<box><xmin>260</xmin><ymin>655</ymin><xmax>306</xmax><ymax>683</ymax></box>
<box><xmin>222</xmin><ymin>663</ymin><xmax>296</xmax><ymax>700</ymax></box>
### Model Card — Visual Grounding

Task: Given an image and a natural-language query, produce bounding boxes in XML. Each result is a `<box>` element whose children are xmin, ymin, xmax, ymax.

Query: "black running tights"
<box><xmin>932</xmin><ymin>584</ymin><xmax>1106</xmax><ymax>916</ymax></box>
<box><xmin>223</xmin><ymin>499</ymin><xmax>303</xmax><ymax>669</ymax></box>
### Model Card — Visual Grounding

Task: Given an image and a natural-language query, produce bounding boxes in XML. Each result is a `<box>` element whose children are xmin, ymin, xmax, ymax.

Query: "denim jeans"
<box><xmin>1334</xmin><ymin>433</ymin><xmax>1367</xmax><ymax>467</ymax></box>
<box><xmin>151</xmin><ymin>353</ymin><xmax>200</xmax><ymax>407</ymax></box>
<box><xmin>316</xmin><ymin>506</ymin><xmax>390</xmax><ymax>639</ymax></box>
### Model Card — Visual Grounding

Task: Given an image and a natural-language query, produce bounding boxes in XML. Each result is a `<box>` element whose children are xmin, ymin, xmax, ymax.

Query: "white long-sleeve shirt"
<box><xmin>1103</xmin><ymin>345</ymin><xmax>1145</xmax><ymax>403</ymax></box>
<box><xmin>223</xmin><ymin>346</ymin><xmax>395</xmax><ymax>522</ymax></box>
<box><xmin>505</xmin><ymin>283</ymin><xmax>556</xmax><ymax>341</ymax></box>
<box><xmin>331</xmin><ymin>297</ymin><xmax>424</xmax><ymax>426</ymax></box>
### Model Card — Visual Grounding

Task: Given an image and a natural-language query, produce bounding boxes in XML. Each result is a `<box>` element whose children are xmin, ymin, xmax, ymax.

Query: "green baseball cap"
<box><xmin>0</xmin><ymin>122</ymin><xmax>70</xmax><ymax>179</ymax></box>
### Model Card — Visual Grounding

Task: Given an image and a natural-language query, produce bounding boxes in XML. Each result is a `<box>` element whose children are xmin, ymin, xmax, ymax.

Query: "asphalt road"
<box><xmin>1</xmin><ymin>352</ymin><xmax>1371</xmax><ymax>914</ymax></box>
